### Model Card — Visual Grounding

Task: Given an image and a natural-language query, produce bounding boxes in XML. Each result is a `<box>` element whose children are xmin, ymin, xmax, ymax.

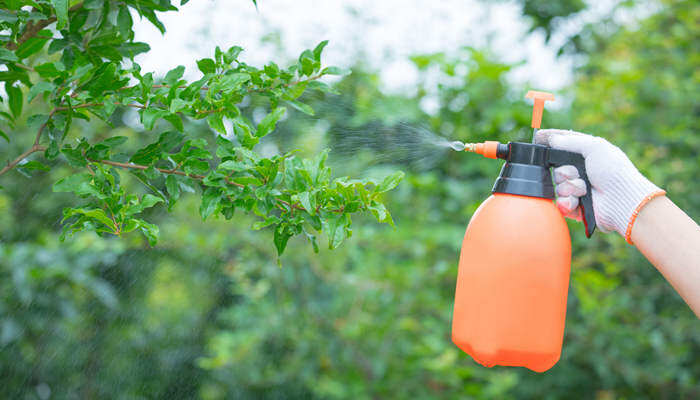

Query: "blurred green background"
<box><xmin>1</xmin><ymin>0</ymin><xmax>698</xmax><ymax>398</ymax></box>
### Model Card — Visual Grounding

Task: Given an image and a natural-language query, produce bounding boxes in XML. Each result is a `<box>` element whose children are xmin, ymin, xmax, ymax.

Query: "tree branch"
<box><xmin>92</xmin><ymin>158</ymin><xmax>245</xmax><ymax>188</ymax></box>
<box><xmin>90</xmin><ymin>158</ymin><xmax>311</xmax><ymax>212</ymax></box>
<box><xmin>0</xmin><ymin>144</ymin><xmax>46</xmax><ymax>177</ymax></box>
<box><xmin>1</xmin><ymin>103</ymin><xmax>106</xmax><ymax>178</ymax></box>
<box><xmin>6</xmin><ymin>3</ymin><xmax>84</xmax><ymax>51</ymax></box>
<box><xmin>35</xmin><ymin>109</ymin><xmax>57</xmax><ymax>146</ymax></box>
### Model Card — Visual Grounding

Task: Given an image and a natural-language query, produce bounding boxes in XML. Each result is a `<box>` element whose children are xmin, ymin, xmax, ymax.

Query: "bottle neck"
<box><xmin>491</xmin><ymin>142</ymin><xmax>555</xmax><ymax>200</ymax></box>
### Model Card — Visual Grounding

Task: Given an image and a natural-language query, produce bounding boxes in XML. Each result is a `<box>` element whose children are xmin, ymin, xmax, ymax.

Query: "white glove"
<box><xmin>535</xmin><ymin>129</ymin><xmax>665</xmax><ymax>241</ymax></box>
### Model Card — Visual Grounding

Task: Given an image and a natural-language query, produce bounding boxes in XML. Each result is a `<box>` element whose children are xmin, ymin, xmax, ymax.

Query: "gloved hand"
<box><xmin>535</xmin><ymin>129</ymin><xmax>665</xmax><ymax>242</ymax></box>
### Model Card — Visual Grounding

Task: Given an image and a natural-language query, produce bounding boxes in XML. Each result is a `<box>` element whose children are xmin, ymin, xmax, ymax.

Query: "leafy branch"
<box><xmin>5</xmin><ymin>2</ymin><xmax>85</xmax><ymax>51</ymax></box>
<box><xmin>0</xmin><ymin>0</ymin><xmax>399</xmax><ymax>256</ymax></box>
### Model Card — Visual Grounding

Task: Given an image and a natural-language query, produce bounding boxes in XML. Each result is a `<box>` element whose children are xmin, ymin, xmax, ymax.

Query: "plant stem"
<box><xmin>0</xmin><ymin>144</ymin><xmax>46</xmax><ymax>177</ymax></box>
<box><xmin>92</xmin><ymin>159</ymin><xmax>245</xmax><ymax>188</ymax></box>
<box><xmin>6</xmin><ymin>3</ymin><xmax>84</xmax><ymax>50</ymax></box>
<box><xmin>0</xmin><ymin>102</ymin><xmax>141</xmax><ymax>178</ymax></box>
<box><xmin>90</xmin><ymin>158</ymin><xmax>311</xmax><ymax>212</ymax></box>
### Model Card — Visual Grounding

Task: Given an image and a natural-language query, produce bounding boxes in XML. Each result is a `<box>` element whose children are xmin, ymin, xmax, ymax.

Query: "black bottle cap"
<box><xmin>492</xmin><ymin>142</ymin><xmax>555</xmax><ymax>199</ymax></box>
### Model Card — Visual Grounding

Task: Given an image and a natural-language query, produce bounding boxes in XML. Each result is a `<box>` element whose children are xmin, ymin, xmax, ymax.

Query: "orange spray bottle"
<box><xmin>451</xmin><ymin>91</ymin><xmax>596</xmax><ymax>373</ymax></box>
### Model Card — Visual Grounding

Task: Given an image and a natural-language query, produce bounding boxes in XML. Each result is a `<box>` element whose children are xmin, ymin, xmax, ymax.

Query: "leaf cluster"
<box><xmin>0</xmin><ymin>1</ymin><xmax>400</xmax><ymax>255</ymax></box>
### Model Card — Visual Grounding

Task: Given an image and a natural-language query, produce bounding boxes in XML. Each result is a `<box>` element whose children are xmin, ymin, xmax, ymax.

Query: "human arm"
<box><xmin>536</xmin><ymin>129</ymin><xmax>700</xmax><ymax>317</ymax></box>
<box><xmin>631</xmin><ymin>195</ymin><xmax>700</xmax><ymax>317</ymax></box>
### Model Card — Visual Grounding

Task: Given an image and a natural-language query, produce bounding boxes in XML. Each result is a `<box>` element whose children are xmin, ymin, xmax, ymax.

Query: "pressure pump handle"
<box><xmin>526</xmin><ymin>91</ymin><xmax>555</xmax><ymax>129</ymax></box>
<box><xmin>547</xmin><ymin>149</ymin><xmax>597</xmax><ymax>238</ymax></box>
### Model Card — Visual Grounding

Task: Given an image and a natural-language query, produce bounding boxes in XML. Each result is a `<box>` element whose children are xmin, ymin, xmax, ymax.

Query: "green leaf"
<box><xmin>375</xmin><ymin>171</ymin><xmax>405</xmax><ymax>193</ymax></box>
<box><xmin>164</xmin><ymin>66</ymin><xmax>185</xmax><ymax>84</ymax></box>
<box><xmin>220</xmin><ymin>72</ymin><xmax>250</xmax><ymax>91</ymax></box>
<box><xmin>295</xmin><ymin>191</ymin><xmax>316</xmax><ymax>215</ymax></box>
<box><xmin>183</xmin><ymin>158</ymin><xmax>210</xmax><ymax>175</ymax></box>
<box><xmin>231</xmin><ymin>175</ymin><xmax>262</xmax><ymax>186</ymax></box>
<box><xmin>141</xmin><ymin>7</ymin><xmax>166</xmax><ymax>33</ymax></box>
<box><xmin>233</xmin><ymin>118</ymin><xmax>258</xmax><ymax>148</ymax></box>
<box><xmin>283</xmin><ymin>81</ymin><xmax>307</xmax><ymax>100</ymax></box>
<box><xmin>62</xmin><ymin>208</ymin><xmax>114</xmax><ymax>229</ymax></box>
<box><xmin>157</xmin><ymin>130</ymin><xmax>185</xmax><ymax>152</ymax></box>
<box><xmin>99</xmin><ymin>136</ymin><xmax>128</xmax><ymax>148</ymax></box>
<box><xmin>164</xmin><ymin>113</ymin><xmax>184</xmax><ymax>131</ymax></box>
<box><xmin>304</xmin><ymin>230</ymin><xmax>319</xmax><ymax>253</ymax></box>
<box><xmin>307</xmin><ymin>80</ymin><xmax>340</xmax><ymax>95</ymax></box>
<box><xmin>137</xmin><ymin>219</ymin><xmax>160</xmax><ymax>246</ymax></box>
<box><xmin>47</xmin><ymin>38</ymin><xmax>68</xmax><ymax>55</ymax></box>
<box><xmin>34</xmin><ymin>62</ymin><xmax>61</xmax><ymax>78</ymax></box>
<box><xmin>369</xmin><ymin>201</ymin><xmax>394</xmax><ymax>226</ymax></box>
<box><xmin>274</xmin><ymin>223</ymin><xmax>293</xmax><ymax>256</ymax></box>
<box><xmin>18</xmin><ymin>161</ymin><xmax>49</xmax><ymax>171</ymax></box>
<box><xmin>0</xmin><ymin>70</ymin><xmax>28</xmax><ymax>83</ymax></box>
<box><xmin>264</xmin><ymin>62</ymin><xmax>279</xmax><ymax>78</ymax></box>
<box><xmin>256</xmin><ymin>107</ymin><xmax>286</xmax><ymax>137</ymax></box>
<box><xmin>28</xmin><ymin>81</ymin><xmax>55</xmax><ymax>102</ymax></box>
<box><xmin>60</xmin><ymin>146</ymin><xmax>87</xmax><ymax>167</ymax></box>
<box><xmin>199</xmin><ymin>187</ymin><xmax>221</xmax><ymax>220</ymax></box>
<box><xmin>141</xmin><ymin>194</ymin><xmax>164</xmax><ymax>209</ymax></box>
<box><xmin>84</xmin><ymin>63</ymin><xmax>121</xmax><ymax>96</ymax></box>
<box><xmin>165</xmin><ymin>175</ymin><xmax>180</xmax><ymax>210</ymax></box>
<box><xmin>0</xmin><ymin>48</ymin><xmax>19</xmax><ymax>62</ymax></box>
<box><xmin>218</xmin><ymin>160</ymin><xmax>247</xmax><ymax>171</ymax></box>
<box><xmin>51</xmin><ymin>0</ymin><xmax>69</xmax><ymax>30</ymax></box>
<box><xmin>140</xmin><ymin>108</ymin><xmax>168</xmax><ymax>130</ymax></box>
<box><xmin>313</xmin><ymin>40</ymin><xmax>329</xmax><ymax>61</ymax></box>
<box><xmin>207</xmin><ymin>114</ymin><xmax>226</xmax><ymax>134</ymax></box>
<box><xmin>125</xmin><ymin>194</ymin><xmax>164</xmax><ymax>216</ymax></box>
<box><xmin>53</xmin><ymin>172</ymin><xmax>100</xmax><ymax>197</ymax></box>
<box><xmin>45</xmin><ymin>139</ymin><xmax>59</xmax><ymax>159</ymax></box>
<box><xmin>117</xmin><ymin>6</ymin><xmax>133</xmax><ymax>38</ymax></box>
<box><xmin>197</xmin><ymin>58</ymin><xmax>216</xmax><ymax>74</ymax></box>
<box><xmin>117</xmin><ymin>42</ymin><xmax>150</xmax><ymax>58</ymax></box>
<box><xmin>224</xmin><ymin>46</ymin><xmax>243</xmax><ymax>64</ymax></box>
<box><xmin>15</xmin><ymin>30</ymin><xmax>50</xmax><ymax>59</ymax></box>
<box><xmin>27</xmin><ymin>114</ymin><xmax>49</xmax><ymax>130</ymax></box>
<box><xmin>321</xmin><ymin>213</ymin><xmax>349</xmax><ymax>249</ymax></box>
<box><xmin>130</xmin><ymin>144</ymin><xmax>160</xmax><ymax>165</ymax></box>
<box><xmin>6</xmin><ymin>84</ymin><xmax>22</xmax><ymax>118</ymax></box>
<box><xmin>169</xmin><ymin>98</ymin><xmax>190</xmax><ymax>113</ymax></box>
<box><xmin>321</xmin><ymin>66</ymin><xmax>349</xmax><ymax>76</ymax></box>
<box><xmin>286</xmin><ymin>100</ymin><xmax>314</xmax><ymax>116</ymax></box>
<box><xmin>298</xmin><ymin>50</ymin><xmax>315</xmax><ymax>75</ymax></box>
<box><xmin>0</xmin><ymin>129</ymin><xmax>8</xmax><ymax>143</ymax></box>
<box><xmin>252</xmin><ymin>216</ymin><xmax>280</xmax><ymax>230</ymax></box>
<box><xmin>0</xmin><ymin>10</ymin><xmax>18</xmax><ymax>24</ymax></box>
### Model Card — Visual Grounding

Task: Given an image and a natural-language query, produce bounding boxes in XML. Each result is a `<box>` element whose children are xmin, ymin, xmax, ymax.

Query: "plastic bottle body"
<box><xmin>452</xmin><ymin>193</ymin><xmax>572</xmax><ymax>373</ymax></box>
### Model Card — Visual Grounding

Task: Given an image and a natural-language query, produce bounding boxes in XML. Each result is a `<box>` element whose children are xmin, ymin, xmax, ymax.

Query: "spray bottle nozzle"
<box><xmin>463</xmin><ymin>141</ymin><xmax>509</xmax><ymax>159</ymax></box>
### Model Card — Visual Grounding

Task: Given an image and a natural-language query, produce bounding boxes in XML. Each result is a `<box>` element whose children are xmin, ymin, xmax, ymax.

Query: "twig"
<box><xmin>14</xmin><ymin>63</ymin><xmax>35</xmax><ymax>72</ymax></box>
<box><xmin>92</xmin><ymin>158</ymin><xmax>244</xmax><ymax>188</ymax></box>
<box><xmin>1</xmin><ymin>102</ymin><xmax>140</xmax><ymax>178</ymax></box>
<box><xmin>89</xmin><ymin>158</ymin><xmax>357</xmax><ymax>214</ymax></box>
<box><xmin>6</xmin><ymin>3</ymin><xmax>84</xmax><ymax>50</ymax></box>
<box><xmin>90</xmin><ymin>158</ymin><xmax>311</xmax><ymax>212</ymax></box>
<box><xmin>0</xmin><ymin>144</ymin><xmax>46</xmax><ymax>177</ymax></box>
<box><xmin>196</xmin><ymin>107</ymin><xmax>225</xmax><ymax>116</ymax></box>
<box><xmin>103</xmin><ymin>200</ymin><xmax>121</xmax><ymax>235</ymax></box>
<box><xmin>35</xmin><ymin>109</ymin><xmax>57</xmax><ymax>146</ymax></box>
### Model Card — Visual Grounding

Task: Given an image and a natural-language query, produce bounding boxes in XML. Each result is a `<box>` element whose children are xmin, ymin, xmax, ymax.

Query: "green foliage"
<box><xmin>0</xmin><ymin>0</ymin><xmax>401</xmax><ymax>253</ymax></box>
<box><xmin>517</xmin><ymin>0</ymin><xmax>586</xmax><ymax>40</ymax></box>
<box><xmin>0</xmin><ymin>0</ymin><xmax>697</xmax><ymax>399</ymax></box>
